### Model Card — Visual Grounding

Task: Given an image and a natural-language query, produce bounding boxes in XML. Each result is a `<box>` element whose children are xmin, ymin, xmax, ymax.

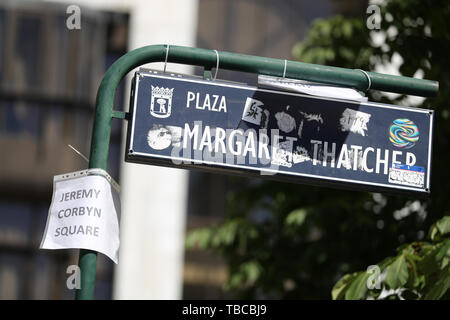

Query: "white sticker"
<box><xmin>271</xmin><ymin>140</ymin><xmax>294</xmax><ymax>168</ymax></box>
<box><xmin>261</xmin><ymin>109</ymin><xmax>270</xmax><ymax>129</ymax></box>
<box><xmin>300</xmin><ymin>112</ymin><xmax>323</xmax><ymax>123</ymax></box>
<box><xmin>258</xmin><ymin>75</ymin><xmax>369</xmax><ymax>102</ymax></box>
<box><xmin>275</xmin><ymin>111</ymin><xmax>296</xmax><ymax>133</ymax></box>
<box><xmin>166</xmin><ymin>125</ymin><xmax>182</xmax><ymax>147</ymax></box>
<box><xmin>40</xmin><ymin>169</ymin><xmax>121</xmax><ymax>264</ymax></box>
<box><xmin>339</xmin><ymin>108</ymin><xmax>371</xmax><ymax>137</ymax></box>
<box><xmin>292</xmin><ymin>146</ymin><xmax>311</xmax><ymax>164</ymax></box>
<box><xmin>388</xmin><ymin>166</ymin><xmax>425</xmax><ymax>188</ymax></box>
<box><xmin>242</xmin><ymin>97</ymin><xmax>264</xmax><ymax>125</ymax></box>
<box><xmin>147</xmin><ymin>124</ymin><xmax>182</xmax><ymax>150</ymax></box>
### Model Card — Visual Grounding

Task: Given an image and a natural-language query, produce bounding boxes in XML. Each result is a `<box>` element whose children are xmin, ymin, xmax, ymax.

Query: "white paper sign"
<box><xmin>40</xmin><ymin>169</ymin><xmax>121</xmax><ymax>264</ymax></box>
<box><xmin>258</xmin><ymin>75</ymin><xmax>368</xmax><ymax>102</ymax></box>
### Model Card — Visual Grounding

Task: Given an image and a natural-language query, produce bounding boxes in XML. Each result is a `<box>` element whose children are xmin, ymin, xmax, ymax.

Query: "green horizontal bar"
<box><xmin>166</xmin><ymin>45</ymin><xmax>438</xmax><ymax>97</ymax></box>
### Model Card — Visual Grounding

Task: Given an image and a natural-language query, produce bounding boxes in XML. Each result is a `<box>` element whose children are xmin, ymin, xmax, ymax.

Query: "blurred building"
<box><xmin>0</xmin><ymin>0</ymin><xmax>367</xmax><ymax>299</ymax></box>
<box><xmin>0</xmin><ymin>1</ymin><xmax>128</xmax><ymax>299</ymax></box>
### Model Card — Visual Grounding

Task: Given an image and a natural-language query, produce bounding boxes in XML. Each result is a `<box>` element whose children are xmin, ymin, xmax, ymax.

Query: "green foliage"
<box><xmin>285</xmin><ymin>209</ymin><xmax>308</xmax><ymax>228</ymax></box>
<box><xmin>291</xmin><ymin>15</ymin><xmax>372</xmax><ymax>69</ymax></box>
<box><xmin>332</xmin><ymin>272</ymin><xmax>359</xmax><ymax>300</ymax></box>
<box><xmin>385</xmin><ymin>255</ymin><xmax>409</xmax><ymax>289</ymax></box>
<box><xmin>186</xmin><ymin>0</ymin><xmax>450</xmax><ymax>299</ymax></box>
<box><xmin>334</xmin><ymin>216</ymin><xmax>450</xmax><ymax>299</ymax></box>
<box><xmin>436</xmin><ymin>217</ymin><xmax>450</xmax><ymax>237</ymax></box>
<box><xmin>344</xmin><ymin>272</ymin><xmax>371</xmax><ymax>300</ymax></box>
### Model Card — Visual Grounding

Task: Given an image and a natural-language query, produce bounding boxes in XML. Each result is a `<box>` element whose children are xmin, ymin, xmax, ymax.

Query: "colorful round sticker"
<box><xmin>389</xmin><ymin>119</ymin><xmax>419</xmax><ymax>149</ymax></box>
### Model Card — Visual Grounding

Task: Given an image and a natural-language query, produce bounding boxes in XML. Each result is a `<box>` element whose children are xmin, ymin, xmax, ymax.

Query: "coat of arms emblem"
<box><xmin>150</xmin><ymin>86</ymin><xmax>174</xmax><ymax>118</ymax></box>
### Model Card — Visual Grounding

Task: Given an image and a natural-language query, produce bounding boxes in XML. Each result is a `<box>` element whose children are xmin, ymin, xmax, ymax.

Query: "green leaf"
<box><xmin>211</xmin><ymin>219</ymin><xmax>240</xmax><ymax>247</ymax></box>
<box><xmin>385</xmin><ymin>255</ymin><xmax>409</xmax><ymax>289</ymax></box>
<box><xmin>436</xmin><ymin>239</ymin><xmax>450</xmax><ymax>270</ymax></box>
<box><xmin>341</xmin><ymin>20</ymin><xmax>353</xmax><ymax>37</ymax></box>
<box><xmin>185</xmin><ymin>228</ymin><xmax>212</xmax><ymax>249</ymax></box>
<box><xmin>423</xmin><ymin>269</ymin><xmax>450</xmax><ymax>300</ymax></box>
<box><xmin>345</xmin><ymin>272</ymin><xmax>370</xmax><ymax>300</ymax></box>
<box><xmin>291</xmin><ymin>43</ymin><xmax>304</xmax><ymax>59</ymax></box>
<box><xmin>332</xmin><ymin>272</ymin><xmax>359</xmax><ymax>300</ymax></box>
<box><xmin>430</xmin><ymin>225</ymin><xmax>440</xmax><ymax>242</ymax></box>
<box><xmin>285</xmin><ymin>209</ymin><xmax>308</xmax><ymax>227</ymax></box>
<box><xmin>404</xmin><ymin>254</ymin><xmax>419</xmax><ymax>288</ymax></box>
<box><xmin>418</xmin><ymin>243</ymin><xmax>442</xmax><ymax>275</ymax></box>
<box><xmin>436</xmin><ymin>216</ymin><xmax>450</xmax><ymax>236</ymax></box>
<box><xmin>335</xmin><ymin>257</ymin><xmax>395</xmax><ymax>300</ymax></box>
<box><xmin>228</xmin><ymin>273</ymin><xmax>244</xmax><ymax>289</ymax></box>
<box><xmin>378</xmin><ymin>256</ymin><xmax>397</xmax><ymax>270</ymax></box>
<box><xmin>240</xmin><ymin>260</ymin><xmax>262</xmax><ymax>286</ymax></box>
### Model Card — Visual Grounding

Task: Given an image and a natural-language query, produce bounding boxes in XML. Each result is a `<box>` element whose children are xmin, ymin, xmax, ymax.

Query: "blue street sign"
<box><xmin>125</xmin><ymin>70</ymin><xmax>434</xmax><ymax>195</ymax></box>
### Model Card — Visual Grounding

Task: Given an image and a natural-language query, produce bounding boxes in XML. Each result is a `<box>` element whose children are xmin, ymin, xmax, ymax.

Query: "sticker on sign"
<box><xmin>40</xmin><ymin>168</ymin><xmax>121</xmax><ymax>263</ymax></box>
<box><xmin>388</xmin><ymin>164</ymin><xmax>425</xmax><ymax>188</ymax></box>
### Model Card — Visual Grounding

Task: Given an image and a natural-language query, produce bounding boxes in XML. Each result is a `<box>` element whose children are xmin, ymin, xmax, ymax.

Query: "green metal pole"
<box><xmin>75</xmin><ymin>44</ymin><xmax>438</xmax><ymax>300</ymax></box>
<box><xmin>75</xmin><ymin>45</ymin><xmax>167</xmax><ymax>300</ymax></box>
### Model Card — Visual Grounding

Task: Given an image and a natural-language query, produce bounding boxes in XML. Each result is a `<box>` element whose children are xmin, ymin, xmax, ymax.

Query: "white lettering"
<box><xmin>406</xmin><ymin>152</ymin><xmax>416</xmax><ymax>166</ymax></box>
<box><xmin>376</xmin><ymin>148</ymin><xmax>389</xmax><ymax>174</ymax></box>
<box><xmin>258</xmin><ymin>131</ymin><xmax>270</xmax><ymax>161</ymax></box>
<box><xmin>199</xmin><ymin>126</ymin><xmax>213</xmax><ymax>152</ymax></box>
<box><xmin>228</xmin><ymin>130</ymin><xmax>244</xmax><ymax>155</ymax></box>
<box><xmin>350</xmin><ymin>145</ymin><xmax>363</xmax><ymax>170</ymax></box>
<box><xmin>243</xmin><ymin>130</ymin><xmax>257</xmax><ymax>158</ymax></box>
<box><xmin>186</xmin><ymin>91</ymin><xmax>195</xmax><ymax>108</ymax></box>
<box><xmin>214</xmin><ymin>127</ymin><xmax>226</xmax><ymax>154</ymax></box>
<box><xmin>183</xmin><ymin>123</ymin><xmax>199</xmax><ymax>149</ymax></box>
<box><xmin>362</xmin><ymin>147</ymin><xmax>374</xmax><ymax>173</ymax></box>
<box><xmin>311</xmin><ymin>140</ymin><xmax>322</xmax><ymax>165</ymax></box>
<box><xmin>337</xmin><ymin>144</ymin><xmax>351</xmax><ymax>169</ymax></box>
<box><xmin>323</xmin><ymin>141</ymin><xmax>336</xmax><ymax>167</ymax></box>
